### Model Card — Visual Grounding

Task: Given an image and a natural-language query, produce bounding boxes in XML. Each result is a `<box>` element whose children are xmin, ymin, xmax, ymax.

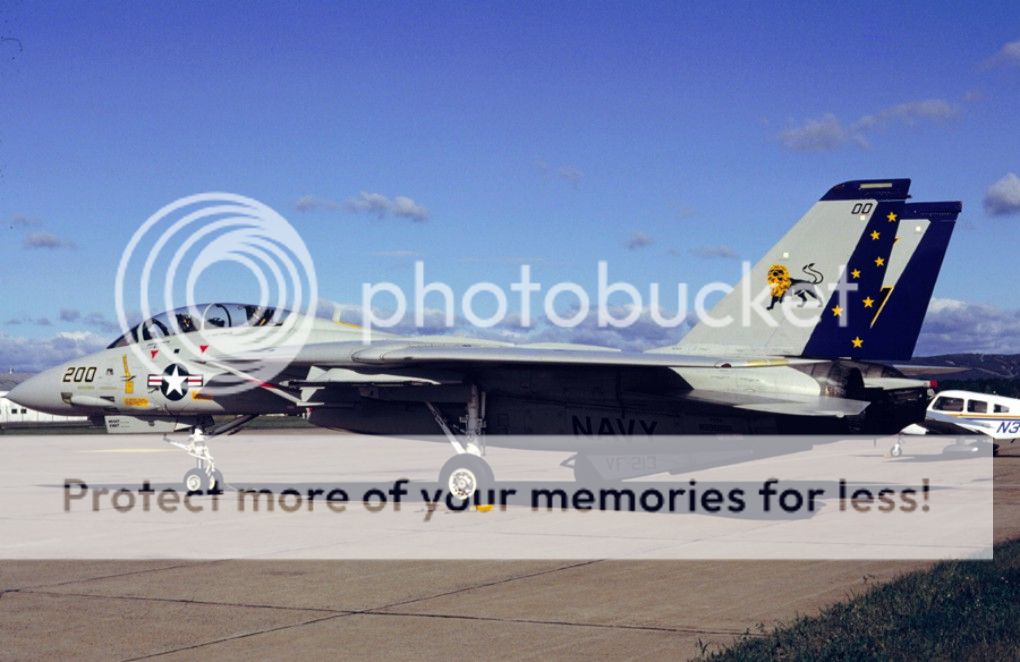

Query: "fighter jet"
<box><xmin>9</xmin><ymin>179</ymin><xmax>961</xmax><ymax>496</ymax></box>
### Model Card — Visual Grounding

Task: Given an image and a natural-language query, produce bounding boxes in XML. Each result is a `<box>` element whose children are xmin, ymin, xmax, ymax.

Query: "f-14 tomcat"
<box><xmin>10</xmin><ymin>179</ymin><xmax>961</xmax><ymax>497</ymax></box>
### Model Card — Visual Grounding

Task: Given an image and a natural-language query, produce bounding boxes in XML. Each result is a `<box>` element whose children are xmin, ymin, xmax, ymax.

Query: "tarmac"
<box><xmin>1</xmin><ymin>432</ymin><xmax>1017</xmax><ymax>660</ymax></box>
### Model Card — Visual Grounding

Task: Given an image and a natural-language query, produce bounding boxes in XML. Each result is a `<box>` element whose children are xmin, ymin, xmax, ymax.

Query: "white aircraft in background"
<box><xmin>901</xmin><ymin>389</ymin><xmax>1020</xmax><ymax>455</ymax></box>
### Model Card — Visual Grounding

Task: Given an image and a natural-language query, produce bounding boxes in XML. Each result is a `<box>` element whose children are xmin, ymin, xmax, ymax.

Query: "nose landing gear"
<box><xmin>164</xmin><ymin>427</ymin><xmax>225</xmax><ymax>493</ymax></box>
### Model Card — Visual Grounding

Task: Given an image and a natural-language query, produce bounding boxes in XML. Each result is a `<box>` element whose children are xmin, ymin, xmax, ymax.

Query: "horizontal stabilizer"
<box><xmin>677</xmin><ymin>389</ymin><xmax>870</xmax><ymax>417</ymax></box>
<box><xmin>891</xmin><ymin>364</ymin><xmax>971</xmax><ymax>377</ymax></box>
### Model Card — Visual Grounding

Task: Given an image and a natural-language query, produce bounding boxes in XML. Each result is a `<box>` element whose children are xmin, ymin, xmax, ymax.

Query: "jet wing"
<box><xmin>202</xmin><ymin>342</ymin><xmax>848</xmax><ymax>419</ymax></box>
<box><xmin>211</xmin><ymin>340</ymin><xmax>815</xmax><ymax>371</ymax></box>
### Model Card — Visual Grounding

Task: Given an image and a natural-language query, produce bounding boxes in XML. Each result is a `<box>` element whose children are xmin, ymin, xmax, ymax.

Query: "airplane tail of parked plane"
<box><xmin>676</xmin><ymin>179</ymin><xmax>959</xmax><ymax>361</ymax></box>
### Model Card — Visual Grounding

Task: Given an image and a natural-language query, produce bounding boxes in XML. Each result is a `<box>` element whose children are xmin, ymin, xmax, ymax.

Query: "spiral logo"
<box><xmin>115</xmin><ymin>193</ymin><xmax>318</xmax><ymax>395</ymax></box>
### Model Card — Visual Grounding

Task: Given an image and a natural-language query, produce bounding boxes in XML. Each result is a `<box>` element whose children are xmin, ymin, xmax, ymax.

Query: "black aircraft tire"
<box><xmin>183</xmin><ymin>468</ymin><xmax>207</xmax><ymax>493</ymax></box>
<box><xmin>439</xmin><ymin>455</ymin><xmax>493</xmax><ymax>501</ymax></box>
<box><xmin>210</xmin><ymin>469</ymin><xmax>226</xmax><ymax>493</ymax></box>
<box><xmin>183</xmin><ymin>468</ymin><xmax>224</xmax><ymax>494</ymax></box>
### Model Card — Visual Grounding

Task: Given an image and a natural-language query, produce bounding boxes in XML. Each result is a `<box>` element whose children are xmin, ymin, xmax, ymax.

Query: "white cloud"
<box><xmin>345</xmin><ymin>192</ymin><xmax>429</xmax><ymax>222</ymax></box>
<box><xmin>925</xmin><ymin>297</ymin><xmax>967</xmax><ymax>314</ymax></box>
<box><xmin>297</xmin><ymin>192</ymin><xmax>429</xmax><ymax>222</ymax></box>
<box><xmin>916</xmin><ymin>298</ymin><xmax>1020</xmax><ymax>355</ymax></box>
<box><xmin>853</xmin><ymin>99</ymin><xmax>957</xmax><ymax>130</ymax></box>
<box><xmin>345</xmin><ymin>192</ymin><xmax>392</xmax><ymax>218</ymax></box>
<box><xmin>988</xmin><ymin>39</ymin><xmax>1020</xmax><ymax>67</ymax></box>
<box><xmin>984</xmin><ymin>173</ymin><xmax>1020</xmax><ymax>216</ymax></box>
<box><xmin>779</xmin><ymin>114</ymin><xmax>850</xmax><ymax>152</ymax></box>
<box><xmin>390</xmin><ymin>196</ymin><xmax>429</xmax><ymax>222</ymax></box>
<box><xmin>779</xmin><ymin>99</ymin><xmax>958</xmax><ymax>152</ymax></box>
<box><xmin>0</xmin><ymin>330</ymin><xmax>107</xmax><ymax>372</ymax></box>
<box><xmin>56</xmin><ymin>330</ymin><xmax>101</xmax><ymax>342</ymax></box>
<box><xmin>295</xmin><ymin>195</ymin><xmax>341</xmax><ymax>212</ymax></box>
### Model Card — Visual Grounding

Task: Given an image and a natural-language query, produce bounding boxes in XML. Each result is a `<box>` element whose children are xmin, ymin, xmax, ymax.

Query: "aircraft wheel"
<box><xmin>890</xmin><ymin>444</ymin><xmax>902</xmax><ymax>458</ymax></box>
<box><xmin>183</xmin><ymin>468</ymin><xmax>223</xmax><ymax>493</ymax></box>
<box><xmin>210</xmin><ymin>469</ymin><xmax>226</xmax><ymax>493</ymax></box>
<box><xmin>439</xmin><ymin>455</ymin><xmax>493</xmax><ymax>501</ymax></box>
<box><xmin>184</xmin><ymin>469</ymin><xmax>206</xmax><ymax>493</ymax></box>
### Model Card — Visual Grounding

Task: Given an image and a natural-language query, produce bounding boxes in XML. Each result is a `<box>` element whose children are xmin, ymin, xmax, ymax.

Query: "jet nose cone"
<box><xmin>7</xmin><ymin>373</ymin><xmax>64</xmax><ymax>414</ymax></box>
<box><xmin>7</xmin><ymin>379</ymin><xmax>31</xmax><ymax>407</ymax></box>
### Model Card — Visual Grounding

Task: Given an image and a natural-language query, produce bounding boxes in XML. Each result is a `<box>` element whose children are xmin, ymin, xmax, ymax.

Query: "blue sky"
<box><xmin>2</xmin><ymin>2</ymin><xmax>1020</xmax><ymax>369</ymax></box>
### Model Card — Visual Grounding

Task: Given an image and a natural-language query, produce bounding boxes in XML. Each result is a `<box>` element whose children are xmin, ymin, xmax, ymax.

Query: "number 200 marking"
<box><xmin>62</xmin><ymin>366</ymin><xmax>96</xmax><ymax>383</ymax></box>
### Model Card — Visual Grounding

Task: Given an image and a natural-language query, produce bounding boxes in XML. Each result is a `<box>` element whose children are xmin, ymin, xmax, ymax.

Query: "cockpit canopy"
<box><xmin>106</xmin><ymin>303</ymin><xmax>286</xmax><ymax>348</ymax></box>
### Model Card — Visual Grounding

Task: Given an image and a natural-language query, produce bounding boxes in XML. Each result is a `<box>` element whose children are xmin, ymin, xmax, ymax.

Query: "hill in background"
<box><xmin>907</xmin><ymin>354</ymin><xmax>1020</xmax><ymax>380</ymax></box>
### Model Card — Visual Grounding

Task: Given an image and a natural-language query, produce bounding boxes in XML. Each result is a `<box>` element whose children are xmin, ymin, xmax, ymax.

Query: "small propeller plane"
<box><xmin>900</xmin><ymin>389</ymin><xmax>1020</xmax><ymax>456</ymax></box>
<box><xmin>9</xmin><ymin>179</ymin><xmax>962</xmax><ymax>497</ymax></box>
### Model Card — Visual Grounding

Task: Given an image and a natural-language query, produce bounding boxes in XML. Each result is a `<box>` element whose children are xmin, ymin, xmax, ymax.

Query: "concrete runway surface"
<box><xmin>1</xmin><ymin>431</ymin><xmax>1017</xmax><ymax>660</ymax></box>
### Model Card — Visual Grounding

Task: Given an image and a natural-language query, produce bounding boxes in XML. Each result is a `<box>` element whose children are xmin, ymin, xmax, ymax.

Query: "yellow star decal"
<box><xmin>874</xmin><ymin>256</ymin><xmax>885</xmax><ymax>267</ymax></box>
<box><xmin>870</xmin><ymin>230</ymin><xmax>880</xmax><ymax>240</ymax></box>
<box><xmin>851</xmin><ymin>336</ymin><xmax>864</xmax><ymax>348</ymax></box>
<box><xmin>831</xmin><ymin>305</ymin><xmax>843</xmax><ymax>317</ymax></box>
<box><xmin>851</xmin><ymin>268</ymin><xmax>861</xmax><ymax>279</ymax></box>
<box><xmin>886</xmin><ymin>212</ymin><xmax>897</xmax><ymax>222</ymax></box>
<box><xmin>863</xmin><ymin>296</ymin><xmax>875</xmax><ymax>308</ymax></box>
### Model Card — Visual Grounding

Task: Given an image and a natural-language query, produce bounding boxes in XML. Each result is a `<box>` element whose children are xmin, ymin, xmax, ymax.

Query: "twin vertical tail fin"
<box><xmin>677</xmin><ymin>179</ymin><xmax>960</xmax><ymax>361</ymax></box>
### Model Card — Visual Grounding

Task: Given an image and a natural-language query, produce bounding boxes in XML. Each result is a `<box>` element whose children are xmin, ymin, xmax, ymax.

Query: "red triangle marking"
<box><xmin>150</xmin><ymin>349</ymin><xmax>159</xmax><ymax>359</ymax></box>
<box><xmin>199</xmin><ymin>345</ymin><xmax>209</xmax><ymax>353</ymax></box>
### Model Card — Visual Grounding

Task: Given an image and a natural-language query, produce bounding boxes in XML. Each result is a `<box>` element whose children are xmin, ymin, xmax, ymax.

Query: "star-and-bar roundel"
<box><xmin>146</xmin><ymin>364</ymin><xmax>204</xmax><ymax>401</ymax></box>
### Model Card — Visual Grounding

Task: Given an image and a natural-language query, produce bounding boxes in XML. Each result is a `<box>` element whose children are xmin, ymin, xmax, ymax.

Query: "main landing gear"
<box><xmin>426</xmin><ymin>385</ymin><xmax>494</xmax><ymax>500</ymax></box>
